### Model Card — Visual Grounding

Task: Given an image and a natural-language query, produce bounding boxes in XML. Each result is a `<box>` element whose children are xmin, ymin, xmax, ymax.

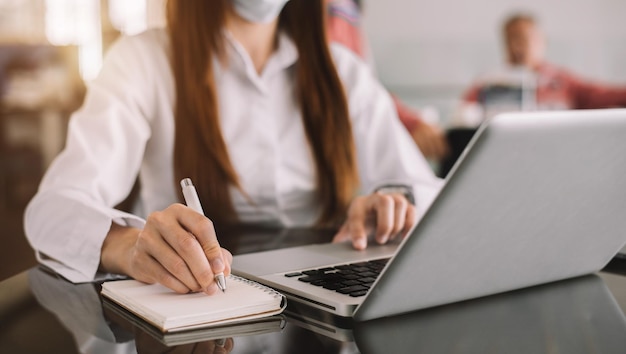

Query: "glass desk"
<box><xmin>2</xmin><ymin>227</ymin><xmax>626</xmax><ymax>354</ymax></box>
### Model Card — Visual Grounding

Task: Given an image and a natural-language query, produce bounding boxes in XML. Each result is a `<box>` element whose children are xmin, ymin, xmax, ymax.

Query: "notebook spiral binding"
<box><xmin>229</xmin><ymin>274</ymin><xmax>284</xmax><ymax>300</ymax></box>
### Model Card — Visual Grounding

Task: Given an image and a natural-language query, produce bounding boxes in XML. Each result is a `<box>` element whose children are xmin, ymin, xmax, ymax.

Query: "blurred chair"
<box><xmin>437</xmin><ymin>127</ymin><xmax>478</xmax><ymax>178</ymax></box>
<box><xmin>0</xmin><ymin>44</ymin><xmax>83</xmax><ymax>209</ymax></box>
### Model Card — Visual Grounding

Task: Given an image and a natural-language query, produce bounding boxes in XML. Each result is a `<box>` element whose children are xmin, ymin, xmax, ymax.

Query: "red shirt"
<box><xmin>464</xmin><ymin>63</ymin><xmax>626</xmax><ymax>110</ymax></box>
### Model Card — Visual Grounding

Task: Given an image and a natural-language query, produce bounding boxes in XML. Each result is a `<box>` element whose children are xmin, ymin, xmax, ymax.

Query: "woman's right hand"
<box><xmin>100</xmin><ymin>203</ymin><xmax>232</xmax><ymax>295</ymax></box>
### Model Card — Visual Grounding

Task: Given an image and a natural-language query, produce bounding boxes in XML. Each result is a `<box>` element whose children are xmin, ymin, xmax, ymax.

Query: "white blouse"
<box><xmin>24</xmin><ymin>29</ymin><xmax>442</xmax><ymax>283</ymax></box>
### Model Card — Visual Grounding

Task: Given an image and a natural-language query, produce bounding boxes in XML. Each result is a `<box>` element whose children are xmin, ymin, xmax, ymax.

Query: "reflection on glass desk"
<box><xmin>102</xmin><ymin>295</ymin><xmax>287</xmax><ymax>347</ymax></box>
<box><xmin>354</xmin><ymin>274</ymin><xmax>626</xmax><ymax>353</ymax></box>
<box><xmin>2</xmin><ymin>226</ymin><xmax>626</xmax><ymax>353</ymax></box>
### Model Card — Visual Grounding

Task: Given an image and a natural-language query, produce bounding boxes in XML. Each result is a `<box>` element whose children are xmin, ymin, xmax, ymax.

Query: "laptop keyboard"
<box><xmin>283</xmin><ymin>258</ymin><xmax>390</xmax><ymax>297</ymax></box>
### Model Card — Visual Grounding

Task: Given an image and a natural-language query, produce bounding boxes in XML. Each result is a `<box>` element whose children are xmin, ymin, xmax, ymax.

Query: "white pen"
<box><xmin>180</xmin><ymin>178</ymin><xmax>227</xmax><ymax>293</ymax></box>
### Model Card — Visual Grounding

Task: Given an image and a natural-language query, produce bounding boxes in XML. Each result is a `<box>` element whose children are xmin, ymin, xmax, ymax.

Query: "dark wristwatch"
<box><xmin>374</xmin><ymin>184</ymin><xmax>415</xmax><ymax>205</ymax></box>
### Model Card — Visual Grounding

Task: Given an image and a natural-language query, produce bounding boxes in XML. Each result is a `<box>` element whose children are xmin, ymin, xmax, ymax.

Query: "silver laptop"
<box><xmin>232</xmin><ymin>109</ymin><xmax>626</xmax><ymax>321</ymax></box>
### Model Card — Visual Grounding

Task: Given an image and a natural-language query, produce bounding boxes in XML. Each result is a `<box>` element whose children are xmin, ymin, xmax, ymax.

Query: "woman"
<box><xmin>24</xmin><ymin>0</ymin><xmax>441</xmax><ymax>295</ymax></box>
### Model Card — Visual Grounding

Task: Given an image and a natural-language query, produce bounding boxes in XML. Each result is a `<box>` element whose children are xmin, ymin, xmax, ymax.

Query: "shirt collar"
<box><xmin>221</xmin><ymin>30</ymin><xmax>299</xmax><ymax>91</ymax></box>
<box><xmin>265</xmin><ymin>31</ymin><xmax>299</xmax><ymax>76</ymax></box>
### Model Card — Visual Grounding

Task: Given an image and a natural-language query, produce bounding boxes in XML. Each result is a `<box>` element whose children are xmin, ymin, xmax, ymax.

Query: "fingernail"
<box><xmin>356</xmin><ymin>239</ymin><xmax>366</xmax><ymax>249</ymax></box>
<box><xmin>206</xmin><ymin>283</ymin><xmax>218</xmax><ymax>295</ymax></box>
<box><xmin>211</xmin><ymin>257</ymin><xmax>225</xmax><ymax>273</ymax></box>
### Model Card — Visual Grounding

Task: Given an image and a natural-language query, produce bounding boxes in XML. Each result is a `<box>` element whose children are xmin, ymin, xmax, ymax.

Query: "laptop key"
<box><xmin>298</xmin><ymin>275</ymin><xmax>324</xmax><ymax>283</ymax></box>
<box><xmin>337</xmin><ymin>269</ymin><xmax>356</xmax><ymax>275</ymax></box>
<box><xmin>337</xmin><ymin>274</ymin><xmax>356</xmax><ymax>280</ymax></box>
<box><xmin>322</xmin><ymin>283</ymin><xmax>345</xmax><ymax>290</ymax></box>
<box><xmin>360</xmin><ymin>271</ymin><xmax>378</xmax><ymax>278</ymax></box>
<box><xmin>335</xmin><ymin>265</ymin><xmax>353</xmax><ymax>271</ymax></box>
<box><xmin>360</xmin><ymin>277</ymin><xmax>376</xmax><ymax>283</ymax></box>
<box><xmin>349</xmin><ymin>290</ymin><xmax>368</xmax><ymax>297</ymax></box>
<box><xmin>284</xmin><ymin>272</ymin><xmax>302</xmax><ymax>277</ymax></box>
<box><xmin>296</xmin><ymin>258</ymin><xmax>390</xmax><ymax>297</ymax></box>
<box><xmin>337</xmin><ymin>285</ymin><xmax>368</xmax><ymax>294</ymax></box>
<box><xmin>351</xmin><ymin>266</ymin><xmax>370</xmax><ymax>273</ymax></box>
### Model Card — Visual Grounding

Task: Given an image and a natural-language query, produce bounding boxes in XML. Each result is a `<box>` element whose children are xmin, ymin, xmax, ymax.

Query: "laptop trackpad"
<box><xmin>232</xmin><ymin>242</ymin><xmax>398</xmax><ymax>277</ymax></box>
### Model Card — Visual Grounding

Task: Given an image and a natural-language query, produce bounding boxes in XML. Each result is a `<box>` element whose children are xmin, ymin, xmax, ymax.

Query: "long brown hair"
<box><xmin>167</xmin><ymin>0</ymin><xmax>358</xmax><ymax>226</ymax></box>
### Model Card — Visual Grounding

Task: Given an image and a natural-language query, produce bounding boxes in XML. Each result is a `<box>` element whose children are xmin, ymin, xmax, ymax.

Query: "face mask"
<box><xmin>231</xmin><ymin>0</ymin><xmax>290</xmax><ymax>23</ymax></box>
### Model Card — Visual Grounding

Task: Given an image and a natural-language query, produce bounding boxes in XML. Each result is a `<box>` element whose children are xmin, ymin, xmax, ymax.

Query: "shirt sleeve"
<box><xmin>567</xmin><ymin>73</ymin><xmax>626</xmax><ymax>109</ymax></box>
<box><xmin>24</xmin><ymin>34</ymin><xmax>157</xmax><ymax>283</ymax></box>
<box><xmin>331</xmin><ymin>45</ymin><xmax>444</xmax><ymax>217</ymax></box>
<box><xmin>326</xmin><ymin>0</ymin><xmax>364</xmax><ymax>57</ymax></box>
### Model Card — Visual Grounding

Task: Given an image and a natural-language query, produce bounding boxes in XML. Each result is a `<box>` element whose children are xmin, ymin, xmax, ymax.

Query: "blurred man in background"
<box><xmin>463</xmin><ymin>13</ymin><xmax>626</xmax><ymax>114</ymax></box>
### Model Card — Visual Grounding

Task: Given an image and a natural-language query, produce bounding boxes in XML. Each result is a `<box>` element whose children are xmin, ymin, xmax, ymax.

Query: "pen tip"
<box><xmin>215</xmin><ymin>273</ymin><xmax>227</xmax><ymax>292</ymax></box>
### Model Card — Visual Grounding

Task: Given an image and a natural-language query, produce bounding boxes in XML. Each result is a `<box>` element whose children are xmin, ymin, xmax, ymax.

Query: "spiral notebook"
<box><xmin>101</xmin><ymin>275</ymin><xmax>287</xmax><ymax>333</ymax></box>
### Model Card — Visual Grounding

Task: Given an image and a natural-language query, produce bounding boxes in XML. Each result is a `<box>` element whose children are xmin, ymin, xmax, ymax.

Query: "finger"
<box><xmin>176</xmin><ymin>205</ymin><xmax>226</xmax><ymax>279</ymax></box>
<box><xmin>335</xmin><ymin>197</ymin><xmax>369</xmax><ymax>249</ymax></box>
<box><xmin>402</xmin><ymin>204</ymin><xmax>418</xmax><ymax>238</ymax></box>
<box><xmin>157</xmin><ymin>204</ymin><xmax>221</xmax><ymax>293</ymax></box>
<box><xmin>332</xmin><ymin>223</ymin><xmax>351</xmax><ymax>243</ymax></box>
<box><xmin>221</xmin><ymin>248</ymin><xmax>233</xmax><ymax>277</ymax></box>
<box><xmin>370</xmin><ymin>194</ymin><xmax>394</xmax><ymax>244</ymax></box>
<box><xmin>198</xmin><ymin>338</ymin><xmax>233</xmax><ymax>354</ymax></box>
<box><xmin>345</xmin><ymin>197</ymin><xmax>370</xmax><ymax>250</ymax></box>
<box><xmin>193</xmin><ymin>340</ymin><xmax>215</xmax><ymax>354</ymax></box>
<box><xmin>223</xmin><ymin>338</ymin><xmax>234</xmax><ymax>352</ymax></box>
<box><xmin>138</xmin><ymin>222</ymin><xmax>201</xmax><ymax>291</ymax></box>
<box><xmin>390</xmin><ymin>194</ymin><xmax>408</xmax><ymax>239</ymax></box>
<box><xmin>131</xmin><ymin>251</ymin><xmax>190</xmax><ymax>294</ymax></box>
<box><xmin>347</xmin><ymin>216</ymin><xmax>369</xmax><ymax>250</ymax></box>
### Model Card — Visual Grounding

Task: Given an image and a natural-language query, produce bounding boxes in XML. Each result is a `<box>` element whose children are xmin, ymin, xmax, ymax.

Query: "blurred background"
<box><xmin>0</xmin><ymin>0</ymin><xmax>167</xmax><ymax>280</ymax></box>
<box><xmin>1</xmin><ymin>0</ymin><xmax>625</xmax><ymax>280</ymax></box>
<box><xmin>363</xmin><ymin>0</ymin><xmax>626</xmax><ymax>122</ymax></box>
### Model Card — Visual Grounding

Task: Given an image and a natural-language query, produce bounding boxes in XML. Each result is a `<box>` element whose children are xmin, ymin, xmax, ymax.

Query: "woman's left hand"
<box><xmin>332</xmin><ymin>193</ymin><xmax>417</xmax><ymax>250</ymax></box>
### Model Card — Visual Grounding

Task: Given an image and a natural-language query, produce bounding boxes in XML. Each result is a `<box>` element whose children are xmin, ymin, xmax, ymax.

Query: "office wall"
<box><xmin>0</xmin><ymin>0</ymin><xmax>46</xmax><ymax>43</ymax></box>
<box><xmin>362</xmin><ymin>0</ymin><xmax>626</xmax><ymax>122</ymax></box>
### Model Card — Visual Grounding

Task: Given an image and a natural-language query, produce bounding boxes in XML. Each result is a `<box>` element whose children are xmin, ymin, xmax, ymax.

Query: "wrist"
<box><xmin>100</xmin><ymin>223</ymin><xmax>140</xmax><ymax>276</ymax></box>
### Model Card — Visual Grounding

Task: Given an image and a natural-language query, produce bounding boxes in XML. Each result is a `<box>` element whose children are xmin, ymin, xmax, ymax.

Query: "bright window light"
<box><xmin>44</xmin><ymin>0</ymin><xmax>102</xmax><ymax>81</ymax></box>
<box><xmin>109</xmin><ymin>0</ymin><xmax>147</xmax><ymax>35</ymax></box>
